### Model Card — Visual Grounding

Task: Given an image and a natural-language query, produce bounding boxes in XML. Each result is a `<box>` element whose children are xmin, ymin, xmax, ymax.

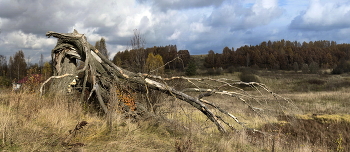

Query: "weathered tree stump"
<box><xmin>41</xmin><ymin>30</ymin><xmax>297</xmax><ymax>133</ymax></box>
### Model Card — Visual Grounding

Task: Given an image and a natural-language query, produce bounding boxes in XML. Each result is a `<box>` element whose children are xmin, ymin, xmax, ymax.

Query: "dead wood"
<box><xmin>62</xmin><ymin>121</ymin><xmax>88</xmax><ymax>146</ymax></box>
<box><xmin>43</xmin><ymin>30</ymin><xmax>298</xmax><ymax>134</ymax></box>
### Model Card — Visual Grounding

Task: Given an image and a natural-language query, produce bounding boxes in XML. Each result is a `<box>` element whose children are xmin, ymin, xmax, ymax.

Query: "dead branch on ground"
<box><xmin>42</xmin><ymin>30</ymin><xmax>299</xmax><ymax>133</ymax></box>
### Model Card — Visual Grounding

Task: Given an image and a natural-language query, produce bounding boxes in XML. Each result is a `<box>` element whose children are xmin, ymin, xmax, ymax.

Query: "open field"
<box><xmin>1</xmin><ymin>71</ymin><xmax>350</xmax><ymax>151</ymax></box>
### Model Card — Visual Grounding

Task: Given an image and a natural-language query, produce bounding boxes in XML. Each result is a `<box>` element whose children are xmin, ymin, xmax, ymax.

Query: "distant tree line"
<box><xmin>113</xmin><ymin>39</ymin><xmax>350</xmax><ymax>76</ymax></box>
<box><xmin>2</xmin><ymin>39</ymin><xmax>350</xmax><ymax>87</ymax></box>
<box><xmin>0</xmin><ymin>37</ymin><xmax>110</xmax><ymax>87</ymax></box>
<box><xmin>204</xmin><ymin>40</ymin><xmax>350</xmax><ymax>73</ymax></box>
<box><xmin>0</xmin><ymin>50</ymin><xmax>54</xmax><ymax>87</ymax></box>
<box><xmin>114</xmin><ymin>39</ymin><xmax>350</xmax><ymax>75</ymax></box>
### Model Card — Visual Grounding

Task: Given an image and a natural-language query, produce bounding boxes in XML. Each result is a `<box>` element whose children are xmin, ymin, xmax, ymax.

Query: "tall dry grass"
<box><xmin>283</xmin><ymin>88</ymin><xmax>350</xmax><ymax>114</ymax></box>
<box><xmin>0</xmin><ymin>88</ymin><xmax>283</xmax><ymax>151</ymax></box>
<box><xmin>1</xmin><ymin>71</ymin><xmax>350</xmax><ymax>151</ymax></box>
<box><xmin>0</xmin><ymin>90</ymin><xmax>88</xmax><ymax>151</ymax></box>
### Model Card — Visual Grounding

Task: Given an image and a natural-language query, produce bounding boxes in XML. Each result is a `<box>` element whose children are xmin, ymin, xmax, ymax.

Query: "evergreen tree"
<box><xmin>112</xmin><ymin>55</ymin><xmax>122</xmax><ymax>66</ymax></box>
<box><xmin>95</xmin><ymin>40</ymin><xmax>100</xmax><ymax>50</ymax></box>
<box><xmin>293</xmin><ymin>62</ymin><xmax>299</xmax><ymax>73</ymax></box>
<box><xmin>0</xmin><ymin>55</ymin><xmax>7</xmax><ymax>77</ymax></box>
<box><xmin>95</xmin><ymin>37</ymin><xmax>109</xmax><ymax>58</ymax></box>
<box><xmin>309</xmin><ymin>61</ymin><xmax>320</xmax><ymax>74</ymax></box>
<box><xmin>221</xmin><ymin>47</ymin><xmax>232</xmax><ymax>68</ymax></box>
<box><xmin>99</xmin><ymin>37</ymin><xmax>109</xmax><ymax>58</ymax></box>
<box><xmin>204</xmin><ymin>50</ymin><xmax>216</xmax><ymax>68</ymax></box>
<box><xmin>185</xmin><ymin>58</ymin><xmax>197</xmax><ymax>76</ymax></box>
<box><xmin>9</xmin><ymin>50</ymin><xmax>27</xmax><ymax>81</ymax></box>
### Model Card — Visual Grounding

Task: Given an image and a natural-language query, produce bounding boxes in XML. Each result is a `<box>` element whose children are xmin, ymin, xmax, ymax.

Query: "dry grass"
<box><xmin>1</xmin><ymin>71</ymin><xmax>350</xmax><ymax>151</ymax></box>
<box><xmin>0</xmin><ymin>90</ymin><xmax>88</xmax><ymax>151</ymax></box>
<box><xmin>282</xmin><ymin>88</ymin><xmax>350</xmax><ymax>114</ymax></box>
<box><xmin>0</xmin><ymin>90</ymin><xmax>258</xmax><ymax>151</ymax></box>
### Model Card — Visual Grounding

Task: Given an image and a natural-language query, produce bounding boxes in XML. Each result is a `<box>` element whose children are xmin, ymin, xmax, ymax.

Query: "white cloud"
<box><xmin>244</xmin><ymin>0</ymin><xmax>283</xmax><ymax>27</ymax></box>
<box><xmin>3</xmin><ymin>31</ymin><xmax>55</xmax><ymax>49</ymax></box>
<box><xmin>290</xmin><ymin>0</ymin><xmax>350</xmax><ymax>30</ymax></box>
<box><xmin>190</xmin><ymin>22</ymin><xmax>211</xmax><ymax>33</ymax></box>
<box><xmin>0</xmin><ymin>0</ymin><xmax>350</xmax><ymax>63</ymax></box>
<box><xmin>167</xmin><ymin>29</ymin><xmax>181</xmax><ymax>40</ymax></box>
<box><xmin>206</xmin><ymin>0</ymin><xmax>283</xmax><ymax>30</ymax></box>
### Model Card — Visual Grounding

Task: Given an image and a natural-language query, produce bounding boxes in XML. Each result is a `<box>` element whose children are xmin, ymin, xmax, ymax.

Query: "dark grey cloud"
<box><xmin>0</xmin><ymin>1</ymin><xmax>93</xmax><ymax>37</ymax></box>
<box><xmin>1</xmin><ymin>0</ymin><xmax>350</xmax><ymax>64</ymax></box>
<box><xmin>0</xmin><ymin>1</ymin><xmax>26</xmax><ymax>19</ymax></box>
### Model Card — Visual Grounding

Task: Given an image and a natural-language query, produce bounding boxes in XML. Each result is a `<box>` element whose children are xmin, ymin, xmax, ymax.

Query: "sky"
<box><xmin>1</xmin><ymin>0</ymin><xmax>350</xmax><ymax>63</ymax></box>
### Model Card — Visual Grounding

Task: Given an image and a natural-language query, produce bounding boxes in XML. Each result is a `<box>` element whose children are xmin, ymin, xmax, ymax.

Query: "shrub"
<box><xmin>332</xmin><ymin>60</ymin><xmax>350</xmax><ymax>74</ymax></box>
<box><xmin>301</xmin><ymin>64</ymin><xmax>309</xmax><ymax>74</ymax></box>
<box><xmin>226</xmin><ymin>66</ymin><xmax>235</xmax><ymax>73</ymax></box>
<box><xmin>239</xmin><ymin>68</ymin><xmax>261</xmax><ymax>83</ymax></box>
<box><xmin>239</xmin><ymin>74</ymin><xmax>261</xmax><ymax>83</ymax></box>
<box><xmin>309</xmin><ymin>62</ymin><xmax>320</xmax><ymax>74</ymax></box>
<box><xmin>0</xmin><ymin>76</ymin><xmax>11</xmax><ymax>87</ymax></box>
<box><xmin>185</xmin><ymin>59</ymin><xmax>197</xmax><ymax>76</ymax></box>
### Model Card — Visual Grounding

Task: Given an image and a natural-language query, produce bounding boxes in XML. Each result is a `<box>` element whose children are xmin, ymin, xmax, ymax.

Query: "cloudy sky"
<box><xmin>1</xmin><ymin>0</ymin><xmax>350</xmax><ymax>63</ymax></box>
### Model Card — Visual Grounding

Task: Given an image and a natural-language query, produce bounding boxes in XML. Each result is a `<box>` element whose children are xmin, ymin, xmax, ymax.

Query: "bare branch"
<box><xmin>43</xmin><ymin>30</ymin><xmax>299</xmax><ymax>134</ymax></box>
<box><xmin>40</xmin><ymin>73</ymin><xmax>74</xmax><ymax>96</ymax></box>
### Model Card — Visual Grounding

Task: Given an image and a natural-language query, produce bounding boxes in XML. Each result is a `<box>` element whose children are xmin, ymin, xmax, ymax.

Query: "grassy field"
<box><xmin>1</xmin><ymin>70</ymin><xmax>350</xmax><ymax>151</ymax></box>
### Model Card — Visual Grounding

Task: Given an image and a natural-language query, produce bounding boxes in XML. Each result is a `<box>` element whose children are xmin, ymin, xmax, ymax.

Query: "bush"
<box><xmin>226</xmin><ymin>66</ymin><xmax>235</xmax><ymax>73</ymax></box>
<box><xmin>309</xmin><ymin>62</ymin><xmax>320</xmax><ymax>74</ymax></box>
<box><xmin>185</xmin><ymin>59</ymin><xmax>197</xmax><ymax>76</ymax></box>
<box><xmin>293</xmin><ymin>62</ymin><xmax>299</xmax><ymax>72</ymax></box>
<box><xmin>332</xmin><ymin>60</ymin><xmax>350</xmax><ymax>74</ymax></box>
<box><xmin>239</xmin><ymin>68</ymin><xmax>261</xmax><ymax>83</ymax></box>
<box><xmin>239</xmin><ymin>74</ymin><xmax>261</xmax><ymax>83</ymax></box>
<box><xmin>0</xmin><ymin>76</ymin><xmax>11</xmax><ymax>87</ymax></box>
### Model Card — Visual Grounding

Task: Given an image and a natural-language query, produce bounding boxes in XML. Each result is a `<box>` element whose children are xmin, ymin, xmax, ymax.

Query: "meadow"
<box><xmin>0</xmin><ymin>70</ymin><xmax>349</xmax><ymax>151</ymax></box>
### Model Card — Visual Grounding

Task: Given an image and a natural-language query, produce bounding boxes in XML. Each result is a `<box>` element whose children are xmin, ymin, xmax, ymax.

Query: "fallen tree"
<box><xmin>41</xmin><ymin>30</ymin><xmax>298</xmax><ymax>133</ymax></box>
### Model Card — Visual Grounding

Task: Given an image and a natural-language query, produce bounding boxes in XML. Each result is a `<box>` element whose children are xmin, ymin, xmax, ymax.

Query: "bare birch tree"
<box><xmin>130</xmin><ymin>29</ymin><xmax>146</xmax><ymax>72</ymax></box>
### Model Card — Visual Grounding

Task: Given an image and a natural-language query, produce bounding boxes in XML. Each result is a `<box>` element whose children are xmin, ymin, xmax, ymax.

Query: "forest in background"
<box><xmin>113</xmin><ymin>39</ymin><xmax>350</xmax><ymax>75</ymax></box>
<box><xmin>203</xmin><ymin>40</ymin><xmax>350</xmax><ymax>71</ymax></box>
<box><xmin>1</xmin><ymin>39</ymin><xmax>350</xmax><ymax>87</ymax></box>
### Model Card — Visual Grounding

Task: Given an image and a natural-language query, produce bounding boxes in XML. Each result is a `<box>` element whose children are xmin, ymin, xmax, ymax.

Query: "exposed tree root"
<box><xmin>43</xmin><ymin>30</ymin><xmax>299</xmax><ymax>133</ymax></box>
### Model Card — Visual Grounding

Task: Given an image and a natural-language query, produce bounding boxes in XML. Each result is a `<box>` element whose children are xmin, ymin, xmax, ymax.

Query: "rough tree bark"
<box><xmin>41</xmin><ymin>30</ymin><xmax>295</xmax><ymax>134</ymax></box>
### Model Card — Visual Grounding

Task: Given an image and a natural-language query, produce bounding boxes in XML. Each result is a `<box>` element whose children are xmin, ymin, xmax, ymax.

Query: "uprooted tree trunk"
<box><xmin>41</xmin><ymin>30</ymin><xmax>298</xmax><ymax>134</ymax></box>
